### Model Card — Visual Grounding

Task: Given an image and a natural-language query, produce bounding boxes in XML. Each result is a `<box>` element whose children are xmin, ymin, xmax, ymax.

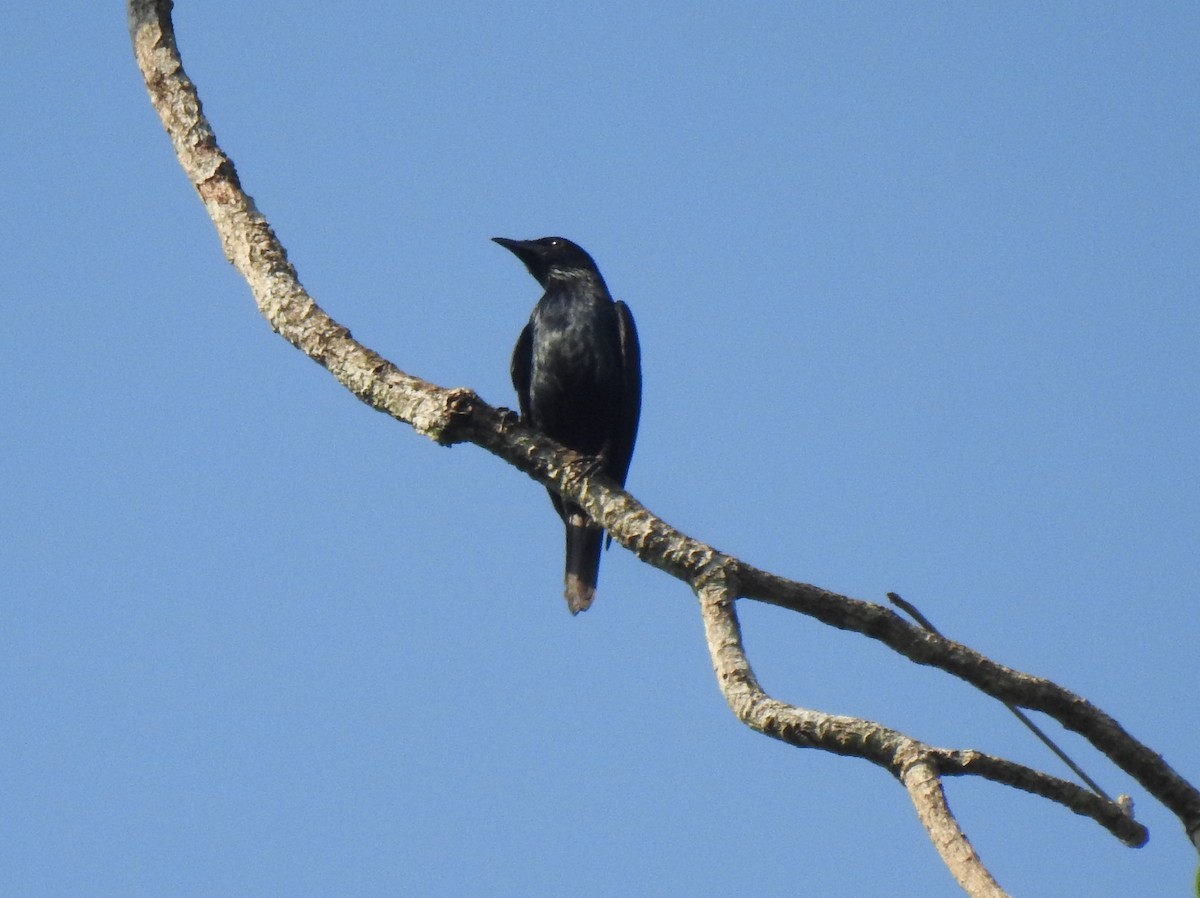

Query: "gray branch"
<box><xmin>128</xmin><ymin>2</ymin><xmax>1200</xmax><ymax>894</ymax></box>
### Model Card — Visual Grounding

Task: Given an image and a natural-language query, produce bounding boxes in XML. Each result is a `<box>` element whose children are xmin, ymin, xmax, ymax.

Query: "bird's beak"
<box><xmin>492</xmin><ymin>237</ymin><xmax>546</xmax><ymax>281</ymax></box>
<box><xmin>492</xmin><ymin>236</ymin><xmax>537</xmax><ymax>261</ymax></box>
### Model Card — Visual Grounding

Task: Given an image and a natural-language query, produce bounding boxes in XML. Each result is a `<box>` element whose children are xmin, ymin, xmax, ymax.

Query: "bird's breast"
<box><xmin>526</xmin><ymin>294</ymin><xmax>624</xmax><ymax>452</ymax></box>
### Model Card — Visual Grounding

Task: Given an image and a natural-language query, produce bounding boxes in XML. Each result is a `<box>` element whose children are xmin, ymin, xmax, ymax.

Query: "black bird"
<box><xmin>494</xmin><ymin>236</ymin><xmax>641</xmax><ymax>614</ymax></box>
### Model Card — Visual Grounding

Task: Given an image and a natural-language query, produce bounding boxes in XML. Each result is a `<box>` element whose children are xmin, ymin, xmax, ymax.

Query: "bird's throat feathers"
<box><xmin>543</xmin><ymin>265</ymin><xmax>607</xmax><ymax>292</ymax></box>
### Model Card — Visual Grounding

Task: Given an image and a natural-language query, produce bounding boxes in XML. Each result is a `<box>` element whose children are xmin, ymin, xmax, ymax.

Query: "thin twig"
<box><xmin>887</xmin><ymin>592</ymin><xmax>1112</xmax><ymax>801</ymax></box>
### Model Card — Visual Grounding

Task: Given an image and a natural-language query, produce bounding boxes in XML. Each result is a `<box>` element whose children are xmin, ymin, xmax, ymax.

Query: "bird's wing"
<box><xmin>513</xmin><ymin>318</ymin><xmax>568</xmax><ymax>524</ymax></box>
<box><xmin>611</xmin><ymin>300</ymin><xmax>642</xmax><ymax>487</ymax></box>
<box><xmin>510</xmin><ymin>321</ymin><xmax>534</xmax><ymax>421</ymax></box>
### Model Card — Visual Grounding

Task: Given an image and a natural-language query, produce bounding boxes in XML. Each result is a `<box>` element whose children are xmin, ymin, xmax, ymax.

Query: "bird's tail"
<box><xmin>564</xmin><ymin>514</ymin><xmax>604</xmax><ymax>615</ymax></box>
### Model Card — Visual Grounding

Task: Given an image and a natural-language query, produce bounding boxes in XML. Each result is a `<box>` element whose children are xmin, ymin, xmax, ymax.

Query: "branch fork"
<box><xmin>128</xmin><ymin>3</ymin><xmax>1198</xmax><ymax>893</ymax></box>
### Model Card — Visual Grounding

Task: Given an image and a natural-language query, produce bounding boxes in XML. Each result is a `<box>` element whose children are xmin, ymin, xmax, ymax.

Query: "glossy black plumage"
<box><xmin>494</xmin><ymin>236</ymin><xmax>641</xmax><ymax>614</ymax></box>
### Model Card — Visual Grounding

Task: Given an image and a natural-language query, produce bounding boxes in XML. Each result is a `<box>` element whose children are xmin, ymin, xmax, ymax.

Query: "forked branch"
<box><xmin>128</xmin><ymin>2</ymin><xmax>1200</xmax><ymax>894</ymax></box>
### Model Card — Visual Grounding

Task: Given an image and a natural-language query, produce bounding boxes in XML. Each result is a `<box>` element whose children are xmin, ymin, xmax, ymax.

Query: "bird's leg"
<box><xmin>575</xmin><ymin>453</ymin><xmax>607</xmax><ymax>479</ymax></box>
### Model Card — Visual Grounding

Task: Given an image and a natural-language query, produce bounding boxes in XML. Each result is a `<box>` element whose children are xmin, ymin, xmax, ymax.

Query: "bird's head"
<box><xmin>492</xmin><ymin>236</ymin><xmax>601</xmax><ymax>288</ymax></box>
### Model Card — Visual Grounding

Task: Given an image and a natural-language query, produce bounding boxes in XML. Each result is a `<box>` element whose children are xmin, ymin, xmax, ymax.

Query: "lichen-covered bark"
<box><xmin>128</xmin><ymin>3</ymin><xmax>1199</xmax><ymax>893</ymax></box>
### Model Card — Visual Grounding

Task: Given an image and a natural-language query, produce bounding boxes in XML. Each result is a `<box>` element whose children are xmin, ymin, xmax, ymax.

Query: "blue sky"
<box><xmin>3</xmin><ymin>3</ymin><xmax>1198</xmax><ymax>896</ymax></box>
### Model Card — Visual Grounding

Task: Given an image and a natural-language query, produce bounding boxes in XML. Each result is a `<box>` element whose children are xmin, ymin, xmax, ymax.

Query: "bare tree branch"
<box><xmin>902</xmin><ymin>760</ymin><xmax>1007</xmax><ymax>898</ymax></box>
<box><xmin>696</xmin><ymin>572</ymin><xmax>1138</xmax><ymax>896</ymax></box>
<box><xmin>128</xmin><ymin>1</ymin><xmax>1200</xmax><ymax>892</ymax></box>
<box><xmin>735</xmin><ymin>565</ymin><xmax>1198</xmax><ymax>841</ymax></box>
<box><xmin>891</xmin><ymin>592</ymin><xmax>1113</xmax><ymax>801</ymax></box>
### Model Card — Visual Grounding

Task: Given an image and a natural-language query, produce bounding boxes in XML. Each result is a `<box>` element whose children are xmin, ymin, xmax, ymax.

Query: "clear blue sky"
<box><xmin>3</xmin><ymin>4</ymin><xmax>1198</xmax><ymax>896</ymax></box>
